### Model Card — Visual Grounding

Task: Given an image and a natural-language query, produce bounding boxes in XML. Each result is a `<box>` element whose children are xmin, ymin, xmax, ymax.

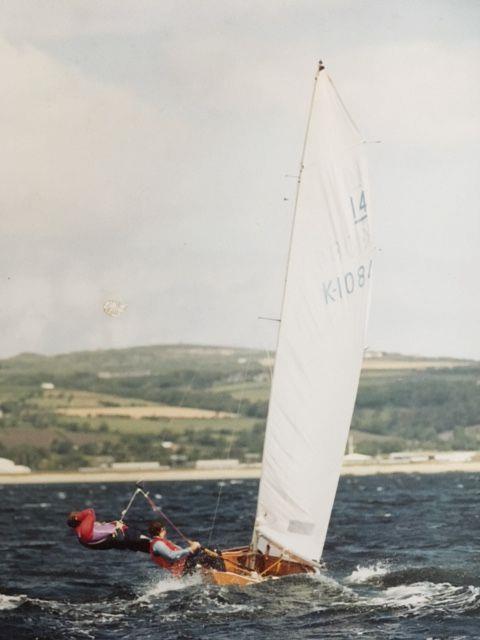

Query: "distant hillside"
<box><xmin>1</xmin><ymin>344</ymin><xmax>265</xmax><ymax>377</ymax></box>
<box><xmin>0</xmin><ymin>344</ymin><xmax>479</xmax><ymax>470</ymax></box>
<box><xmin>2</xmin><ymin>344</ymin><xmax>474</xmax><ymax>377</ymax></box>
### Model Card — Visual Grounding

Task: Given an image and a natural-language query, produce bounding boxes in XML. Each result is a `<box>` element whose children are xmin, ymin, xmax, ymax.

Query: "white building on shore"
<box><xmin>0</xmin><ymin>458</ymin><xmax>31</xmax><ymax>474</ymax></box>
<box><xmin>110</xmin><ymin>461</ymin><xmax>165</xmax><ymax>471</ymax></box>
<box><xmin>195</xmin><ymin>459</ymin><xmax>240</xmax><ymax>470</ymax></box>
<box><xmin>434</xmin><ymin>451</ymin><xmax>476</xmax><ymax>463</ymax></box>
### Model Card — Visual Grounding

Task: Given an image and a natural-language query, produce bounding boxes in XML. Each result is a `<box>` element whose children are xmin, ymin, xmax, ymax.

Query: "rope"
<box><xmin>206</xmin><ymin>358</ymin><xmax>251</xmax><ymax>546</ymax></box>
<box><xmin>159</xmin><ymin>370</ymin><xmax>199</xmax><ymax>454</ymax></box>
<box><xmin>265</xmin><ymin>348</ymin><xmax>274</xmax><ymax>384</ymax></box>
<box><xmin>327</xmin><ymin>74</ymin><xmax>363</xmax><ymax>139</ymax></box>
<box><xmin>119</xmin><ymin>488</ymin><xmax>141</xmax><ymax>522</ymax></box>
<box><xmin>136</xmin><ymin>486</ymin><xmax>192</xmax><ymax>544</ymax></box>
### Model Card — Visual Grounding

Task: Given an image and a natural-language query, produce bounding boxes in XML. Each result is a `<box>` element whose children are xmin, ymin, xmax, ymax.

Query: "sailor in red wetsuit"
<box><xmin>148</xmin><ymin>520</ymin><xmax>201</xmax><ymax>576</ymax></box>
<box><xmin>67</xmin><ymin>509</ymin><xmax>150</xmax><ymax>552</ymax></box>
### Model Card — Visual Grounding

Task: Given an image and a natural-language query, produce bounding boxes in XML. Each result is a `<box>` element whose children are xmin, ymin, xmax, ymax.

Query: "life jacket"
<box><xmin>149</xmin><ymin>536</ymin><xmax>187</xmax><ymax>577</ymax></box>
<box><xmin>73</xmin><ymin>509</ymin><xmax>127</xmax><ymax>545</ymax></box>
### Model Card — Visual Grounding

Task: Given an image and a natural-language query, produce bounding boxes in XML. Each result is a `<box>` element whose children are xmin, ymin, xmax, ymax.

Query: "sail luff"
<box><xmin>276</xmin><ymin>61</ymin><xmax>325</xmax><ymax>329</ymax></box>
<box><xmin>251</xmin><ymin>63</ymin><xmax>324</xmax><ymax>555</ymax></box>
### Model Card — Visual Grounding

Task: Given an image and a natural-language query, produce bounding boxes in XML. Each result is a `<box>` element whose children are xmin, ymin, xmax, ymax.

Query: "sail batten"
<box><xmin>253</xmin><ymin>68</ymin><xmax>374</xmax><ymax>563</ymax></box>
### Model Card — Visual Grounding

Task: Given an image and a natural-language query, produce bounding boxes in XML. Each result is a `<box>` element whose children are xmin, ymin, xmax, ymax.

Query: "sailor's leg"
<box><xmin>122</xmin><ymin>535</ymin><xmax>150</xmax><ymax>553</ymax></box>
<box><xmin>81</xmin><ymin>538</ymin><xmax>116</xmax><ymax>551</ymax></box>
<box><xmin>183</xmin><ymin>549</ymin><xmax>226</xmax><ymax>573</ymax></box>
<box><xmin>110</xmin><ymin>529</ymin><xmax>150</xmax><ymax>553</ymax></box>
<box><xmin>181</xmin><ymin>549</ymin><xmax>202</xmax><ymax>575</ymax></box>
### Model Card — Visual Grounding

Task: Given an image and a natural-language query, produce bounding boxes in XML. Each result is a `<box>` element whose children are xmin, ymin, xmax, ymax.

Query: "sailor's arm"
<box><xmin>75</xmin><ymin>509</ymin><xmax>95</xmax><ymax>541</ymax></box>
<box><xmin>152</xmin><ymin>540</ymin><xmax>199</xmax><ymax>562</ymax></box>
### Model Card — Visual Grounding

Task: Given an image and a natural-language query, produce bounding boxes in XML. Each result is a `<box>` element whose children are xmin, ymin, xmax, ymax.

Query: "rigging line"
<box><xmin>162</xmin><ymin>369</ymin><xmax>199</xmax><ymax>432</ymax></box>
<box><xmin>159</xmin><ymin>370</ymin><xmax>201</xmax><ymax>470</ymax></box>
<box><xmin>265</xmin><ymin>349</ymin><xmax>274</xmax><ymax>385</ymax></box>
<box><xmin>207</xmin><ymin>357</ymin><xmax>252</xmax><ymax>546</ymax></box>
<box><xmin>327</xmin><ymin>74</ymin><xmax>362</xmax><ymax>139</ymax></box>
<box><xmin>119</xmin><ymin>488</ymin><xmax>141</xmax><ymax>522</ymax></box>
<box><xmin>137</xmin><ymin>486</ymin><xmax>191</xmax><ymax>543</ymax></box>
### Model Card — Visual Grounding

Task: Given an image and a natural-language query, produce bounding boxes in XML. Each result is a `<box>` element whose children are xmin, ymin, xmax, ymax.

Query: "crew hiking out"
<box><xmin>67</xmin><ymin>508</ymin><xmax>150</xmax><ymax>552</ymax></box>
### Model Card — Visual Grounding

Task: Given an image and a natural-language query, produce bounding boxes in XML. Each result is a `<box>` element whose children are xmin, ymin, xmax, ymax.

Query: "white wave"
<box><xmin>345</xmin><ymin>562</ymin><xmax>390</xmax><ymax>585</ymax></box>
<box><xmin>199</xmin><ymin>598</ymin><xmax>261</xmax><ymax>616</ymax></box>
<box><xmin>311</xmin><ymin>570</ymin><xmax>350</xmax><ymax>591</ymax></box>
<box><xmin>136</xmin><ymin>573</ymin><xmax>202</xmax><ymax>603</ymax></box>
<box><xmin>368</xmin><ymin>581</ymin><xmax>480</xmax><ymax>615</ymax></box>
<box><xmin>0</xmin><ymin>594</ymin><xmax>26</xmax><ymax>611</ymax></box>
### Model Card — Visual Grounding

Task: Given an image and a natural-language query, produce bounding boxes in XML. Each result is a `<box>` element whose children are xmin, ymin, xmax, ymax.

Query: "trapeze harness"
<box><xmin>149</xmin><ymin>537</ymin><xmax>190</xmax><ymax>577</ymax></box>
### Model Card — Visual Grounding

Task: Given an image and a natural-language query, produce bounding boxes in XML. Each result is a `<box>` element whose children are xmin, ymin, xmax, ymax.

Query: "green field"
<box><xmin>213</xmin><ymin>381</ymin><xmax>271</xmax><ymax>402</ymax></box>
<box><xmin>56</xmin><ymin>414</ymin><xmax>255</xmax><ymax>435</ymax></box>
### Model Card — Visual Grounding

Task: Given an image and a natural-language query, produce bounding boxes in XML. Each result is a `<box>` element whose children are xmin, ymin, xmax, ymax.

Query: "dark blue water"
<box><xmin>1</xmin><ymin>473</ymin><xmax>479</xmax><ymax>639</ymax></box>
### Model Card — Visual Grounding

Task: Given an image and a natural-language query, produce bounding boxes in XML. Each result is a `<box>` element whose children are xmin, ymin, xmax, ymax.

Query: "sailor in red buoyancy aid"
<box><xmin>148</xmin><ymin>520</ymin><xmax>201</xmax><ymax>576</ymax></box>
<box><xmin>67</xmin><ymin>508</ymin><xmax>150</xmax><ymax>552</ymax></box>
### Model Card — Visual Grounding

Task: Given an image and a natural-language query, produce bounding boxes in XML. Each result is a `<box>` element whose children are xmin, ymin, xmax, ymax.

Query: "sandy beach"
<box><xmin>2</xmin><ymin>460</ymin><xmax>480</xmax><ymax>484</ymax></box>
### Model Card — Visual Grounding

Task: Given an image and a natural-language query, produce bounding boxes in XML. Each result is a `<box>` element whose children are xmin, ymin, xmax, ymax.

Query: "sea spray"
<box><xmin>345</xmin><ymin>562</ymin><xmax>390</xmax><ymax>585</ymax></box>
<box><xmin>0</xmin><ymin>594</ymin><xmax>26</xmax><ymax>611</ymax></box>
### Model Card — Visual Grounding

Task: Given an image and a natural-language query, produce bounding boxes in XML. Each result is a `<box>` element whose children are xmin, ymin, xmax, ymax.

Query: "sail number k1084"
<box><xmin>322</xmin><ymin>260</ymin><xmax>372</xmax><ymax>305</ymax></box>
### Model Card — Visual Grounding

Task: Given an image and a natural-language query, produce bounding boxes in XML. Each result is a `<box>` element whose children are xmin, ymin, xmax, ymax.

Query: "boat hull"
<box><xmin>202</xmin><ymin>546</ymin><xmax>315</xmax><ymax>586</ymax></box>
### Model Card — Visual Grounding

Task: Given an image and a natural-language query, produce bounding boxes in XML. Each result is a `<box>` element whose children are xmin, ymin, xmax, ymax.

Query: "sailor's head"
<box><xmin>149</xmin><ymin>520</ymin><xmax>167</xmax><ymax>538</ymax></box>
<box><xmin>67</xmin><ymin>511</ymin><xmax>81</xmax><ymax>528</ymax></box>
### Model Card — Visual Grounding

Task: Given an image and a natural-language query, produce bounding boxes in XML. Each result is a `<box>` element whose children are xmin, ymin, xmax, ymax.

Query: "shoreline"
<box><xmin>2</xmin><ymin>460</ymin><xmax>480</xmax><ymax>485</ymax></box>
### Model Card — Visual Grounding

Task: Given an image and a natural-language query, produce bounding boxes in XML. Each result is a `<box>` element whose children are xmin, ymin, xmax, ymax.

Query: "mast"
<box><xmin>277</xmin><ymin>60</ymin><xmax>325</xmax><ymax>333</ymax></box>
<box><xmin>251</xmin><ymin>61</ymin><xmax>324</xmax><ymax>556</ymax></box>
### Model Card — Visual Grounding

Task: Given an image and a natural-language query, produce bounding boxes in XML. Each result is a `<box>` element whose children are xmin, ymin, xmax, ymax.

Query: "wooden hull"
<box><xmin>202</xmin><ymin>546</ymin><xmax>315</xmax><ymax>587</ymax></box>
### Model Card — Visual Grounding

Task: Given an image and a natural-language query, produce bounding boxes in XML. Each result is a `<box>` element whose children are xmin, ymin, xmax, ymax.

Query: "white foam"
<box><xmin>311</xmin><ymin>570</ymin><xmax>349</xmax><ymax>591</ymax></box>
<box><xmin>202</xmin><ymin>599</ymin><xmax>260</xmax><ymax>616</ymax></box>
<box><xmin>0</xmin><ymin>594</ymin><xmax>26</xmax><ymax>611</ymax></box>
<box><xmin>368</xmin><ymin>581</ymin><xmax>480</xmax><ymax>615</ymax></box>
<box><xmin>136</xmin><ymin>573</ymin><xmax>202</xmax><ymax>602</ymax></box>
<box><xmin>345</xmin><ymin>562</ymin><xmax>390</xmax><ymax>585</ymax></box>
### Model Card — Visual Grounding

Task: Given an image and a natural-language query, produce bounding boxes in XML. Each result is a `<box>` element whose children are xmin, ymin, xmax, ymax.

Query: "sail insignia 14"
<box><xmin>206</xmin><ymin>61</ymin><xmax>374</xmax><ymax>585</ymax></box>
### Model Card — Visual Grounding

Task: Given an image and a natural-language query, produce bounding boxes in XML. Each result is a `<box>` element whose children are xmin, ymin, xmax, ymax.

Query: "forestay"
<box><xmin>254</xmin><ymin>67</ymin><xmax>374</xmax><ymax>564</ymax></box>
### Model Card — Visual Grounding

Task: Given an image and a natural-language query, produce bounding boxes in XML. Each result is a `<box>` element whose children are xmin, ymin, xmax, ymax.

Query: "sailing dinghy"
<box><xmin>206</xmin><ymin>62</ymin><xmax>374</xmax><ymax>586</ymax></box>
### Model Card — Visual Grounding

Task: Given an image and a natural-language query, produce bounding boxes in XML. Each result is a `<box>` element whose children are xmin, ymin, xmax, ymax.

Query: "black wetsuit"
<box><xmin>81</xmin><ymin>528</ymin><xmax>150</xmax><ymax>553</ymax></box>
<box><xmin>183</xmin><ymin>548</ymin><xmax>226</xmax><ymax>574</ymax></box>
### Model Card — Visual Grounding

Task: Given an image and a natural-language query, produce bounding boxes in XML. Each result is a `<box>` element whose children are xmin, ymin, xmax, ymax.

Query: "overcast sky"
<box><xmin>1</xmin><ymin>1</ymin><xmax>479</xmax><ymax>360</ymax></box>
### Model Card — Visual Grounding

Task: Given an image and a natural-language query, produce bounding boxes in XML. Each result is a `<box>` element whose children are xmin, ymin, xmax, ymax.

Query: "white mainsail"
<box><xmin>254</xmin><ymin>65</ymin><xmax>374</xmax><ymax>565</ymax></box>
